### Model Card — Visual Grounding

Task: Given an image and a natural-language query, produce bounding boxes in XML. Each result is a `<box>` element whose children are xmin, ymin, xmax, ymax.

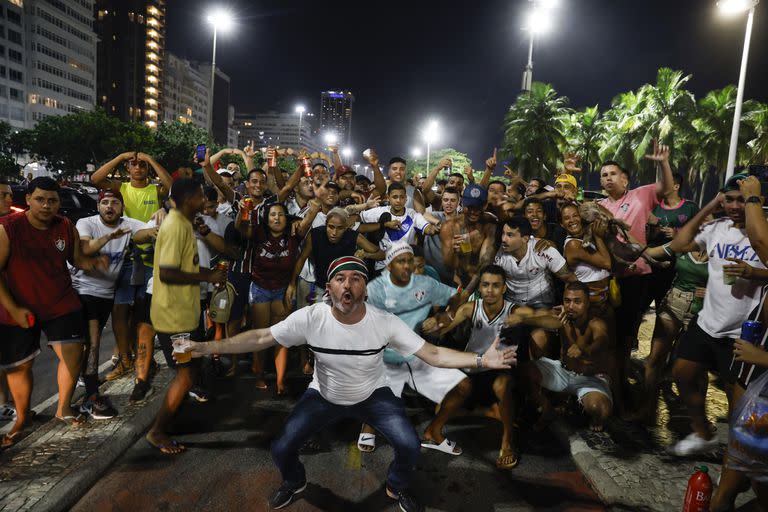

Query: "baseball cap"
<box><xmin>462</xmin><ymin>184</ymin><xmax>488</xmax><ymax>208</ymax></box>
<box><xmin>555</xmin><ymin>173</ymin><xmax>577</xmax><ymax>189</ymax></box>
<box><xmin>325</xmin><ymin>181</ymin><xmax>341</xmax><ymax>191</ymax></box>
<box><xmin>98</xmin><ymin>189</ymin><xmax>124</xmax><ymax>203</ymax></box>
<box><xmin>217</xmin><ymin>169</ymin><xmax>234</xmax><ymax>178</ymax></box>
<box><xmin>337</xmin><ymin>165</ymin><xmax>356</xmax><ymax>177</ymax></box>
<box><xmin>355</xmin><ymin>175</ymin><xmax>372</xmax><ymax>184</ymax></box>
<box><xmin>721</xmin><ymin>172</ymin><xmax>749</xmax><ymax>193</ymax></box>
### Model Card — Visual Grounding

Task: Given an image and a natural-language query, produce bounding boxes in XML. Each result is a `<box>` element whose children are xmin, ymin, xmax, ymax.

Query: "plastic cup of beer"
<box><xmin>171</xmin><ymin>333</ymin><xmax>192</xmax><ymax>364</ymax></box>
<box><xmin>460</xmin><ymin>234</ymin><xmax>472</xmax><ymax>254</ymax></box>
<box><xmin>723</xmin><ymin>272</ymin><xmax>737</xmax><ymax>286</ymax></box>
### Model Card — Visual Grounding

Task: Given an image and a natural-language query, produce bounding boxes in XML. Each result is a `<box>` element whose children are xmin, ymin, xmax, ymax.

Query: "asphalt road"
<box><xmin>72</xmin><ymin>362</ymin><xmax>605</xmax><ymax>512</ymax></box>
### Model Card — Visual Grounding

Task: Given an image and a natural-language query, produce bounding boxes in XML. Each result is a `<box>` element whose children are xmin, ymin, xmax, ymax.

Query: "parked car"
<box><xmin>582</xmin><ymin>190</ymin><xmax>607</xmax><ymax>201</ymax></box>
<box><xmin>11</xmin><ymin>185</ymin><xmax>98</xmax><ymax>223</ymax></box>
<box><xmin>69</xmin><ymin>183</ymin><xmax>99</xmax><ymax>195</ymax></box>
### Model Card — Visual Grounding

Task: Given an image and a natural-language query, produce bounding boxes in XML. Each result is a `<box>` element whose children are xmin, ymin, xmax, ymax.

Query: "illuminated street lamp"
<box><xmin>324</xmin><ymin>132</ymin><xmax>338</xmax><ymax>148</ymax></box>
<box><xmin>206</xmin><ymin>8</ymin><xmax>234</xmax><ymax>134</ymax></box>
<box><xmin>295</xmin><ymin>104</ymin><xmax>305</xmax><ymax>144</ymax></box>
<box><xmin>422</xmin><ymin>120</ymin><xmax>439</xmax><ymax>172</ymax></box>
<box><xmin>718</xmin><ymin>0</ymin><xmax>760</xmax><ymax>179</ymax></box>
<box><xmin>521</xmin><ymin>0</ymin><xmax>560</xmax><ymax>92</ymax></box>
<box><xmin>411</xmin><ymin>147</ymin><xmax>422</xmax><ymax>159</ymax></box>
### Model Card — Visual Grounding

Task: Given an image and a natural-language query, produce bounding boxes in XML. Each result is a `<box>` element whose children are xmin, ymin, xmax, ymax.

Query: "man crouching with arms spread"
<box><xmin>178</xmin><ymin>256</ymin><xmax>516</xmax><ymax>512</ymax></box>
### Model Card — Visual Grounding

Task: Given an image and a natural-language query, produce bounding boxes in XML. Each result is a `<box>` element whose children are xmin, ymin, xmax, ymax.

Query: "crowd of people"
<box><xmin>0</xmin><ymin>140</ymin><xmax>766</xmax><ymax>512</ymax></box>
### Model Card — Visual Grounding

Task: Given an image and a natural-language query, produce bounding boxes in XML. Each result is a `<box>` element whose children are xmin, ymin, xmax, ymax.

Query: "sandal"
<box><xmin>496</xmin><ymin>447</ymin><xmax>519</xmax><ymax>469</ymax></box>
<box><xmin>1</xmin><ymin>431</ymin><xmax>21</xmax><ymax>449</ymax></box>
<box><xmin>357</xmin><ymin>432</ymin><xmax>376</xmax><ymax>453</ymax></box>
<box><xmin>420</xmin><ymin>438</ymin><xmax>463</xmax><ymax>456</ymax></box>
<box><xmin>55</xmin><ymin>413</ymin><xmax>87</xmax><ymax>428</ymax></box>
<box><xmin>146</xmin><ymin>438</ymin><xmax>186</xmax><ymax>455</ymax></box>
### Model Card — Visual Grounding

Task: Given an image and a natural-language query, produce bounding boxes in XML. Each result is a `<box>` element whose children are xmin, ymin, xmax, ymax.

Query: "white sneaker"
<box><xmin>669</xmin><ymin>433</ymin><xmax>719</xmax><ymax>456</ymax></box>
<box><xmin>0</xmin><ymin>403</ymin><xmax>16</xmax><ymax>421</ymax></box>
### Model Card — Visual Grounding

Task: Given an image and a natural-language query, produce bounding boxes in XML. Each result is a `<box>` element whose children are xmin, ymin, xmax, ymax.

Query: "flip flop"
<box><xmin>1</xmin><ymin>431</ymin><xmax>21</xmax><ymax>449</ymax></box>
<box><xmin>55</xmin><ymin>414</ymin><xmax>87</xmax><ymax>428</ymax></box>
<box><xmin>496</xmin><ymin>447</ymin><xmax>519</xmax><ymax>469</ymax></box>
<box><xmin>357</xmin><ymin>433</ymin><xmax>376</xmax><ymax>452</ymax></box>
<box><xmin>146</xmin><ymin>439</ymin><xmax>186</xmax><ymax>455</ymax></box>
<box><xmin>420</xmin><ymin>438</ymin><xmax>463</xmax><ymax>456</ymax></box>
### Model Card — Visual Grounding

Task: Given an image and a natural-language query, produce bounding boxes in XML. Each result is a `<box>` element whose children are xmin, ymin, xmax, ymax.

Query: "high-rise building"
<box><xmin>196</xmin><ymin>63</ymin><xmax>231</xmax><ymax>146</ymax></box>
<box><xmin>234</xmin><ymin>110</ymin><xmax>319</xmax><ymax>154</ymax></box>
<box><xmin>320</xmin><ymin>90</ymin><xmax>354</xmax><ymax>145</ymax></box>
<box><xmin>163</xmin><ymin>52</ymin><xmax>209</xmax><ymax>128</ymax></box>
<box><xmin>95</xmin><ymin>0</ymin><xmax>165</xmax><ymax>128</ymax></box>
<box><xmin>0</xmin><ymin>0</ymin><xmax>97</xmax><ymax>128</ymax></box>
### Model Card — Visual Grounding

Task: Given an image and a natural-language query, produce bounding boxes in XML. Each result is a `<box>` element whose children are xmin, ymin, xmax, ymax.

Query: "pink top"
<box><xmin>598</xmin><ymin>184</ymin><xmax>659</xmax><ymax>276</ymax></box>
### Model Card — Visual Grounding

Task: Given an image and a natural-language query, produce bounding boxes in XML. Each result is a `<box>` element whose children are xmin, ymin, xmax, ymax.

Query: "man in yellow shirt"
<box><xmin>144</xmin><ymin>176</ymin><xmax>225</xmax><ymax>454</ymax></box>
<box><xmin>91</xmin><ymin>152</ymin><xmax>173</xmax><ymax>379</ymax></box>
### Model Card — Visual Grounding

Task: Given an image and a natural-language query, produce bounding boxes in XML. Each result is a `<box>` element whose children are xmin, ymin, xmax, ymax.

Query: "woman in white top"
<box><xmin>560</xmin><ymin>203</ymin><xmax>613</xmax><ymax>319</ymax></box>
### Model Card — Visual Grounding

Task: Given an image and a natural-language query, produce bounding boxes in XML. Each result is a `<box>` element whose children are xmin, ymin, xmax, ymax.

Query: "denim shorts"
<box><xmin>249</xmin><ymin>282</ymin><xmax>286</xmax><ymax>304</ymax></box>
<box><xmin>114</xmin><ymin>262</ymin><xmax>153</xmax><ymax>305</ymax></box>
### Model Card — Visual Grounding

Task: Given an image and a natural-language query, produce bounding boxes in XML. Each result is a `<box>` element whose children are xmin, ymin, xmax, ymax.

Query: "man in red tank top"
<box><xmin>0</xmin><ymin>177</ymin><xmax>108</xmax><ymax>448</ymax></box>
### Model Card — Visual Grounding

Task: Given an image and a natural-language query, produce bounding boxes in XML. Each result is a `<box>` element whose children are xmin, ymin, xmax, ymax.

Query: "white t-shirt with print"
<box><xmin>494</xmin><ymin>238</ymin><xmax>567</xmax><ymax>307</ymax></box>
<box><xmin>360</xmin><ymin>206</ymin><xmax>430</xmax><ymax>270</ymax></box>
<box><xmin>695</xmin><ymin>218</ymin><xmax>766</xmax><ymax>338</ymax></box>
<box><xmin>270</xmin><ymin>302</ymin><xmax>425</xmax><ymax>405</ymax></box>
<box><xmin>71</xmin><ymin>215</ymin><xmax>150</xmax><ymax>299</ymax></box>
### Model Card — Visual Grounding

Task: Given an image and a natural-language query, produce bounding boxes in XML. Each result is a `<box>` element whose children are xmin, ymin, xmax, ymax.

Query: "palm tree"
<box><xmin>600</xmin><ymin>90</ymin><xmax>644</xmax><ymax>175</ymax></box>
<box><xmin>745</xmin><ymin>102</ymin><xmax>768</xmax><ymax>165</ymax></box>
<box><xmin>563</xmin><ymin>105</ymin><xmax>606</xmax><ymax>188</ymax></box>
<box><xmin>501</xmin><ymin>82</ymin><xmax>570</xmax><ymax>179</ymax></box>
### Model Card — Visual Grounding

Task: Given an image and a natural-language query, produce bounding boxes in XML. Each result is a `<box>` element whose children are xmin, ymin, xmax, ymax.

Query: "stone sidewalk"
<box><xmin>0</xmin><ymin>353</ymin><xmax>173</xmax><ymax>512</ymax></box>
<box><xmin>552</xmin><ymin>312</ymin><xmax>758</xmax><ymax>512</ymax></box>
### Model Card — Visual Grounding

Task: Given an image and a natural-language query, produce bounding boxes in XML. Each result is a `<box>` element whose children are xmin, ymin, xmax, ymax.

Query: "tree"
<box><xmin>563</xmin><ymin>106</ymin><xmax>606</xmax><ymax>187</ymax></box>
<box><xmin>152</xmin><ymin>121</ymin><xmax>217</xmax><ymax>172</ymax></box>
<box><xmin>746</xmin><ymin>102</ymin><xmax>768</xmax><ymax>165</ymax></box>
<box><xmin>31</xmin><ymin>109</ymin><xmax>154</xmax><ymax>175</ymax></box>
<box><xmin>406</xmin><ymin>147</ymin><xmax>472</xmax><ymax>179</ymax></box>
<box><xmin>501</xmin><ymin>82</ymin><xmax>570</xmax><ymax>179</ymax></box>
<box><xmin>0</xmin><ymin>122</ymin><xmax>21</xmax><ymax>178</ymax></box>
<box><xmin>8</xmin><ymin>129</ymin><xmax>36</xmax><ymax>162</ymax></box>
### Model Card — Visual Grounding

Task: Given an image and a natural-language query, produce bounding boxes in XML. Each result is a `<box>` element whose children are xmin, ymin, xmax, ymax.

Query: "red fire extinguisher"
<box><xmin>683</xmin><ymin>465</ymin><xmax>712</xmax><ymax>512</ymax></box>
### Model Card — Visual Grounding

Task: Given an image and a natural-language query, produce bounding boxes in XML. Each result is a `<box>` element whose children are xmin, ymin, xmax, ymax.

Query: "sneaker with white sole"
<box><xmin>80</xmin><ymin>395</ymin><xmax>118</xmax><ymax>420</ymax></box>
<box><xmin>669</xmin><ymin>432</ymin><xmax>719</xmax><ymax>456</ymax></box>
<box><xmin>269</xmin><ymin>480</ymin><xmax>307</xmax><ymax>509</ymax></box>
<box><xmin>0</xmin><ymin>403</ymin><xmax>16</xmax><ymax>422</ymax></box>
<box><xmin>188</xmin><ymin>387</ymin><xmax>209</xmax><ymax>403</ymax></box>
<box><xmin>76</xmin><ymin>376</ymin><xmax>85</xmax><ymax>388</ymax></box>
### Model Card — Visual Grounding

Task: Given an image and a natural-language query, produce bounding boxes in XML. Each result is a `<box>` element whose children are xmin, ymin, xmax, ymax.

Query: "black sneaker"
<box><xmin>129</xmin><ymin>379</ymin><xmax>153</xmax><ymax>403</ymax></box>
<box><xmin>269</xmin><ymin>480</ymin><xmax>306</xmax><ymax>509</ymax></box>
<box><xmin>386</xmin><ymin>486</ymin><xmax>424</xmax><ymax>512</ymax></box>
<box><xmin>80</xmin><ymin>395</ymin><xmax>118</xmax><ymax>420</ymax></box>
<box><xmin>188</xmin><ymin>386</ymin><xmax>209</xmax><ymax>403</ymax></box>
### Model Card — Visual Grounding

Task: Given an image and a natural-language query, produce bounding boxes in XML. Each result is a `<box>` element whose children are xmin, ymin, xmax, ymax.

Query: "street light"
<box><xmin>521</xmin><ymin>0</ymin><xmax>560</xmax><ymax>92</ymax></box>
<box><xmin>324</xmin><ymin>132</ymin><xmax>338</xmax><ymax>147</ymax></box>
<box><xmin>422</xmin><ymin>120</ymin><xmax>439</xmax><ymax>171</ymax></box>
<box><xmin>411</xmin><ymin>147</ymin><xmax>422</xmax><ymax>159</ymax></box>
<box><xmin>718</xmin><ymin>0</ymin><xmax>759</xmax><ymax>180</ymax></box>
<box><xmin>206</xmin><ymin>8</ymin><xmax>234</xmax><ymax>135</ymax></box>
<box><xmin>295</xmin><ymin>104</ymin><xmax>305</xmax><ymax>145</ymax></box>
<box><xmin>342</xmin><ymin>147</ymin><xmax>353</xmax><ymax>158</ymax></box>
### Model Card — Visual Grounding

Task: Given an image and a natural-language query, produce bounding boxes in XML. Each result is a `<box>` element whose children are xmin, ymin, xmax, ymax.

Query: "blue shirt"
<box><xmin>367</xmin><ymin>271</ymin><xmax>456</xmax><ymax>363</ymax></box>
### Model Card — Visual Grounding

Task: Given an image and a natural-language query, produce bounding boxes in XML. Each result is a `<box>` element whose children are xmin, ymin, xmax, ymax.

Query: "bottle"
<box><xmin>741</xmin><ymin>320</ymin><xmax>763</xmax><ymax>344</ymax></box>
<box><xmin>682</xmin><ymin>466</ymin><xmax>712</xmax><ymax>512</ymax></box>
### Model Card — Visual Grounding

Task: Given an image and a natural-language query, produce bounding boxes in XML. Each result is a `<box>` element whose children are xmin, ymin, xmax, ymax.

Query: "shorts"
<box><xmin>464</xmin><ymin>369</ymin><xmax>514</xmax><ymax>406</ymax></box>
<box><xmin>79</xmin><ymin>295</ymin><xmax>113</xmax><ymax>328</ymax></box>
<box><xmin>114</xmin><ymin>263</ymin><xmax>153</xmax><ymax>305</ymax></box>
<box><xmin>249</xmin><ymin>282</ymin><xmax>286</xmax><ymax>304</ymax></box>
<box><xmin>675</xmin><ymin>321</ymin><xmax>735</xmax><ymax>381</ymax></box>
<box><xmin>534</xmin><ymin>357</ymin><xmax>612</xmax><ymax>404</ymax></box>
<box><xmin>0</xmin><ymin>310</ymin><xmax>84</xmax><ymax>370</ymax></box>
<box><xmin>228</xmin><ymin>271</ymin><xmax>251</xmax><ymax>323</ymax></box>
<box><xmin>385</xmin><ymin>357</ymin><xmax>467</xmax><ymax>404</ymax></box>
<box><xmin>156</xmin><ymin>328</ymin><xmax>204</xmax><ymax>369</ymax></box>
<box><xmin>134</xmin><ymin>293</ymin><xmax>153</xmax><ymax>325</ymax></box>
<box><xmin>658</xmin><ymin>287</ymin><xmax>697</xmax><ymax>329</ymax></box>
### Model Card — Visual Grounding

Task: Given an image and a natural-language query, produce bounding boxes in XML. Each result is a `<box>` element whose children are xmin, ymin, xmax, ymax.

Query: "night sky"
<box><xmin>166</xmin><ymin>0</ymin><xmax>768</xmax><ymax>166</ymax></box>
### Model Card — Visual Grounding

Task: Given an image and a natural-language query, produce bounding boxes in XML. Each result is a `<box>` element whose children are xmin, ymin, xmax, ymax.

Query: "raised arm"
<box><xmin>667</xmin><ymin>192</ymin><xmax>723</xmax><ymax>253</ymax></box>
<box><xmin>91</xmin><ymin>152</ymin><xmax>135</xmax><ymax>192</ymax></box>
<box><xmin>277</xmin><ymin>162</ymin><xmax>304</xmax><ymax>203</ymax></box>
<box><xmin>479</xmin><ymin>148</ymin><xmax>497</xmax><ymax>189</ymax></box>
<box><xmin>740</xmin><ymin>176</ymin><xmax>768</xmax><ymax>264</ymax></box>
<box><xmin>643</xmin><ymin>139</ymin><xmax>674</xmax><ymax>200</ymax></box>
<box><xmin>200</xmin><ymin>149</ymin><xmax>236</xmax><ymax>204</ymax></box>
<box><xmin>422</xmin><ymin>158</ymin><xmax>452</xmax><ymax>205</ymax></box>
<box><xmin>364</xmin><ymin>149</ymin><xmax>388</xmax><ymax>198</ymax></box>
<box><xmin>137</xmin><ymin>152</ymin><xmax>173</xmax><ymax>198</ymax></box>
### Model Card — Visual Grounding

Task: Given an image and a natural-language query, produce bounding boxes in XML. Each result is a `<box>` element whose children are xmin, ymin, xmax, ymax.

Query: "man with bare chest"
<box><xmin>509</xmin><ymin>282</ymin><xmax>613</xmax><ymax>431</ymax></box>
<box><xmin>439</xmin><ymin>184</ymin><xmax>497</xmax><ymax>287</ymax></box>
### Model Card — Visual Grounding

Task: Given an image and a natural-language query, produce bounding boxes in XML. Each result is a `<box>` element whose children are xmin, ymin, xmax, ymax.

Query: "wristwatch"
<box><xmin>476</xmin><ymin>353</ymin><xmax>483</xmax><ymax>369</ymax></box>
<box><xmin>746</xmin><ymin>196</ymin><xmax>762</xmax><ymax>205</ymax></box>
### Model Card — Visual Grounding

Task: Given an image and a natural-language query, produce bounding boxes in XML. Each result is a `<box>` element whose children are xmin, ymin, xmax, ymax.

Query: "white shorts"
<box><xmin>534</xmin><ymin>357</ymin><xmax>612</xmax><ymax>404</ymax></box>
<box><xmin>385</xmin><ymin>357</ymin><xmax>467</xmax><ymax>404</ymax></box>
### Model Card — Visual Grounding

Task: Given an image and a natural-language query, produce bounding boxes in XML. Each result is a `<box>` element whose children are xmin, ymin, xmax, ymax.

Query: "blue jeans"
<box><xmin>271</xmin><ymin>387</ymin><xmax>420</xmax><ymax>491</ymax></box>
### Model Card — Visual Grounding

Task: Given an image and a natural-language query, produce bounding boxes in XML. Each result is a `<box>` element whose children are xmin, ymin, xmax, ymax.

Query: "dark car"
<box><xmin>11</xmin><ymin>185</ymin><xmax>98</xmax><ymax>223</ymax></box>
<box><xmin>582</xmin><ymin>190</ymin><xmax>607</xmax><ymax>201</ymax></box>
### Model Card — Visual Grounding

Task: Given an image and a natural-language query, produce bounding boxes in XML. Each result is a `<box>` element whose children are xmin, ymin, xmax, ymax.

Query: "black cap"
<box><xmin>326</xmin><ymin>181</ymin><xmax>341</xmax><ymax>191</ymax></box>
<box><xmin>355</xmin><ymin>175</ymin><xmax>372</xmax><ymax>184</ymax></box>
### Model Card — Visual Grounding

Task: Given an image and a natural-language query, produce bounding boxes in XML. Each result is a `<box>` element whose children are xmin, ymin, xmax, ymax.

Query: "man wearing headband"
<box><xmin>359</xmin><ymin>242</ymin><xmax>469</xmax><ymax>456</ymax></box>
<box><xmin>180</xmin><ymin>256</ymin><xmax>516</xmax><ymax>512</ymax></box>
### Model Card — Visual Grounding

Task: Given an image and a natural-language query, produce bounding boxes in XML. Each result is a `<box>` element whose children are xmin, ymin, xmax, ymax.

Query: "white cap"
<box><xmin>384</xmin><ymin>241</ymin><xmax>414</xmax><ymax>266</ymax></box>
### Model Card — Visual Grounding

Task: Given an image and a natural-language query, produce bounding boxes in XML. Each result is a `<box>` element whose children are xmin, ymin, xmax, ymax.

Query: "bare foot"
<box><xmin>590</xmin><ymin>421</ymin><xmax>605</xmax><ymax>432</ymax></box>
<box><xmin>146</xmin><ymin>431</ymin><xmax>186</xmax><ymax>455</ymax></box>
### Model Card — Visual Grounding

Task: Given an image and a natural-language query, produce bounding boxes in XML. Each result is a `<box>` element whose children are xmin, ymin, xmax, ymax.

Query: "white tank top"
<box><xmin>564</xmin><ymin>237</ymin><xmax>611</xmax><ymax>283</ymax></box>
<box><xmin>465</xmin><ymin>299</ymin><xmax>516</xmax><ymax>359</ymax></box>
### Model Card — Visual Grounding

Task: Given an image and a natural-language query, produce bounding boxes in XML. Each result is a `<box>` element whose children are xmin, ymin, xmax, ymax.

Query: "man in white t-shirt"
<box><xmin>359</xmin><ymin>183</ymin><xmax>439</xmax><ymax>271</ymax></box>
<box><xmin>494</xmin><ymin>217</ymin><xmax>576</xmax><ymax>309</ymax></box>
<box><xmin>72</xmin><ymin>190</ymin><xmax>156</xmax><ymax>419</ymax></box>
<box><xmin>666</xmin><ymin>174</ymin><xmax>768</xmax><ymax>456</ymax></box>
<box><xmin>181</xmin><ymin>256</ymin><xmax>516</xmax><ymax>512</ymax></box>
